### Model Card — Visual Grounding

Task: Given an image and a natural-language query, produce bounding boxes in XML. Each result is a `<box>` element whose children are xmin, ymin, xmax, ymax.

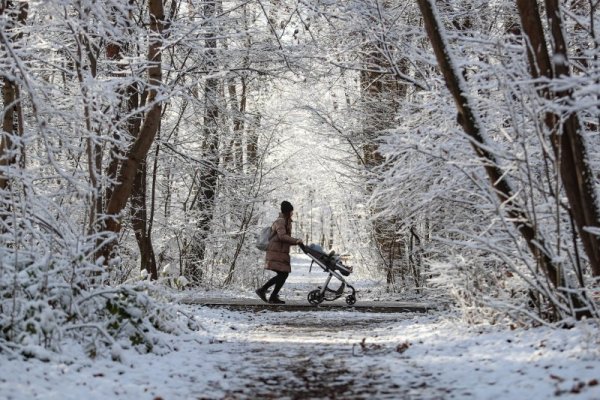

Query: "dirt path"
<box><xmin>194</xmin><ymin>254</ymin><xmax>443</xmax><ymax>399</ymax></box>
<box><xmin>203</xmin><ymin>310</ymin><xmax>444</xmax><ymax>400</ymax></box>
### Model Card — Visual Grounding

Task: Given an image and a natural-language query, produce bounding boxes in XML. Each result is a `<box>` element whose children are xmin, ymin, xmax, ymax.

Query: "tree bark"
<box><xmin>516</xmin><ymin>0</ymin><xmax>600</xmax><ymax>277</ymax></box>
<box><xmin>223</xmin><ymin>201</ymin><xmax>255</xmax><ymax>285</ymax></box>
<box><xmin>131</xmin><ymin>153</ymin><xmax>158</xmax><ymax>280</ymax></box>
<box><xmin>0</xmin><ymin>77</ymin><xmax>17</xmax><ymax>192</ymax></box>
<box><xmin>0</xmin><ymin>1</ymin><xmax>28</xmax><ymax>192</ymax></box>
<box><xmin>103</xmin><ymin>0</ymin><xmax>164</xmax><ymax>261</ymax></box>
<box><xmin>125</xmin><ymin>74</ymin><xmax>158</xmax><ymax>280</ymax></box>
<box><xmin>104</xmin><ymin>2</ymin><xmax>132</xmax><ymax>211</ymax></box>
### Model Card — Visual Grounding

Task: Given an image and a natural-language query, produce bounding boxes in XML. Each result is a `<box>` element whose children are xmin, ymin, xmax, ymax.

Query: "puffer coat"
<box><xmin>265</xmin><ymin>213</ymin><xmax>299</xmax><ymax>272</ymax></box>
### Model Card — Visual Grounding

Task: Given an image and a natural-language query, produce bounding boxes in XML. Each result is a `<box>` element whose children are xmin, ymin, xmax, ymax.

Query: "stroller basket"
<box><xmin>300</xmin><ymin>244</ymin><xmax>357</xmax><ymax>305</ymax></box>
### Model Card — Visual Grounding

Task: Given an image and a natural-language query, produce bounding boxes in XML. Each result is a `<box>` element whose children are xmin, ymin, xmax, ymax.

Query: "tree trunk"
<box><xmin>102</xmin><ymin>2</ymin><xmax>159</xmax><ymax>279</ymax></box>
<box><xmin>0</xmin><ymin>77</ymin><xmax>17</xmax><ymax>192</ymax></box>
<box><xmin>103</xmin><ymin>0</ymin><xmax>164</xmax><ymax>261</ymax></box>
<box><xmin>359</xmin><ymin>13</ymin><xmax>405</xmax><ymax>284</ymax></box>
<box><xmin>131</xmin><ymin>153</ymin><xmax>158</xmax><ymax>280</ymax></box>
<box><xmin>417</xmin><ymin>0</ymin><xmax>590</xmax><ymax>318</ymax></box>
<box><xmin>225</xmin><ymin>77</ymin><xmax>245</xmax><ymax>170</ymax></box>
<box><xmin>516</xmin><ymin>0</ymin><xmax>600</xmax><ymax>277</ymax></box>
<box><xmin>72</xmin><ymin>21</ymin><xmax>102</xmax><ymax>238</ymax></box>
<box><xmin>0</xmin><ymin>1</ymin><xmax>28</xmax><ymax>192</ymax></box>
<box><xmin>186</xmin><ymin>0</ymin><xmax>220</xmax><ymax>283</ymax></box>
<box><xmin>124</xmin><ymin>75</ymin><xmax>158</xmax><ymax>280</ymax></box>
<box><xmin>246</xmin><ymin>113</ymin><xmax>260</xmax><ymax>169</ymax></box>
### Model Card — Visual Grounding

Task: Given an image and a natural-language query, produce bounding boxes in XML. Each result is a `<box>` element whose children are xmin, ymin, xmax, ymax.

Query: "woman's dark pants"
<box><xmin>261</xmin><ymin>271</ymin><xmax>289</xmax><ymax>296</ymax></box>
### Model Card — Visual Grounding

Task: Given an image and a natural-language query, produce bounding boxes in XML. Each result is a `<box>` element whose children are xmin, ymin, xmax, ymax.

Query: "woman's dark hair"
<box><xmin>281</xmin><ymin>200</ymin><xmax>294</xmax><ymax>214</ymax></box>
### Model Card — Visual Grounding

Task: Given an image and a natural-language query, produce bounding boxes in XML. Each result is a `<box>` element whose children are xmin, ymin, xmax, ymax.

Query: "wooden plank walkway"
<box><xmin>180</xmin><ymin>297</ymin><xmax>432</xmax><ymax>313</ymax></box>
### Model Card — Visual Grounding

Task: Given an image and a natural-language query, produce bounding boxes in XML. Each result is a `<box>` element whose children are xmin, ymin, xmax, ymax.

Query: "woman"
<box><xmin>256</xmin><ymin>200</ymin><xmax>303</xmax><ymax>304</ymax></box>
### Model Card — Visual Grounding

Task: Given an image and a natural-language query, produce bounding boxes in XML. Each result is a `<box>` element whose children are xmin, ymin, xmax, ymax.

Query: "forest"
<box><xmin>1</xmin><ymin>0</ymin><xmax>600</xmax><ymax>387</ymax></box>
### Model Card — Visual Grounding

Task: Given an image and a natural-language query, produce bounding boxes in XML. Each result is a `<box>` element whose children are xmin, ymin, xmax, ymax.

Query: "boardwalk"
<box><xmin>181</xmin><ymin>253</ymin><xmax>433</xmax><ymax>314</ymax></box>
<box><xmin>181</xmin><ymin>297</ymin><xmax>432</xmax><ymax>313</ymax></box>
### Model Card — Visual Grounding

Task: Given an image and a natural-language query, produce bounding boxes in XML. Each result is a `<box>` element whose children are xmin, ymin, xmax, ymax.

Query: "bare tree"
<box><xmin>186</xmin><ymin>0</ymin><xmax>221</xmax><ymax>283</ymax></box>
<box><xmin>416</xmin><ymin>0</ymin><xmax>590</xmax><ymax>318</ymax></box>
<box><xmin>103</xmin><ymin>0</ymin><xmax>165</xmax><ymax>279</ymax></box>
<box><xmin>516</xmin><ymin>0</ymin><xmax>600</xmax><ymax>278</ymax></box>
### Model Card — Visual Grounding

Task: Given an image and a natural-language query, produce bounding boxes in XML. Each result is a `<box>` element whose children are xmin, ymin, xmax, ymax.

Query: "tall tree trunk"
<box><xmin>186</xmin><ymin>0</ymin><xmax>220</xmax><ymax>283</ymax></box>
<box><xmin>126</xmin><ymin>78</ymin><xmax>158</xmax><ymax>280</ymax></box>
<box><xmin>516</xmin><ymin>0</ymin><xmax>600</xmax><ymax>277</ymax></box>
<box><xmin>103</xmin><ymin>2</ymin><xmax>159</xmax><ymax>279</ymax></box>
<box><xmin>221</xmin><ymin>76</ymin><xmax>249</xmax><ymax>284</ymax></box>
<box><xmin>225</xmin><ymin>77</ymin><xmax>245</xmax><ymax>170</ymax></box>
<box><xmin>360</xmin><ymin>14</ymin><xmax>405</xmax><ymax>285</ymax></box>
<box><xmin>246</xmin><ymin>113</ymin><xmax>260</xmax><ymax>169</ymax></box>
<box><xmin>104</xmin><ymin>2</ymin><xmax>134</xmax><ymax>211</ymax></box>
<box><xmin>0</xmin><ymin>1</ymin><xmax>28</xmax><ymax>192</ymax></box>
<box><xmin>417</xmin><ymin>0</ymin><xmax>590</xmax><ymax>318</ymax></box>
<box><xmin>131</xmin><ymin>152</ymin><xmax>158</xmax><ymax>280</ymax></box>
<box><xmin>0</xmin><ymin>77</ymin><xmax>17</xmax><ymax>192</ymax></box>
<box><xmin>103</xmin><ymin>0</ymin><xmax>164</xmax><ymax>263</ymax></box>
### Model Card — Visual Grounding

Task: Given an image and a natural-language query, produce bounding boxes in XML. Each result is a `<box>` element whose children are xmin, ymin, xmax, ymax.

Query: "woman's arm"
<box><xmin>274</xmin><ymin>219</ymin><xmax>301</xmax><ymax>245</ymax></box>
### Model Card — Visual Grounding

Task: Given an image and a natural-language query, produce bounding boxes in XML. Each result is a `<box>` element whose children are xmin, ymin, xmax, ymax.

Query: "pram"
<box><xmin>300</xmin><ymin>243</ymin><xmax>357</xmax><ymax>305</ymax></box>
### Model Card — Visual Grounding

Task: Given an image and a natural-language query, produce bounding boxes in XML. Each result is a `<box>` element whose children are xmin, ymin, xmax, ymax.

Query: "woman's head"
<box><xmin>281</xmin><ymin>200</ymin><xmax>294</xmax><ymax>216</ymax></box>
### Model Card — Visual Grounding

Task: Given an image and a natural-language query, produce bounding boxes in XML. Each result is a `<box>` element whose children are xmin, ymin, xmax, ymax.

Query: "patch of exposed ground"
<box><xmin>208</xmin><ymin>312</ymin><xmax>445</xmax><ymax>400</ymax></box>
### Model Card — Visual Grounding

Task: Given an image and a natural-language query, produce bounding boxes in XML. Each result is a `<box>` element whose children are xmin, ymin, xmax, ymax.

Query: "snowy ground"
<box><xmin>1</xmin><ymin>256</ymin><xmax>600</xmax><ymax>399</ymax></box>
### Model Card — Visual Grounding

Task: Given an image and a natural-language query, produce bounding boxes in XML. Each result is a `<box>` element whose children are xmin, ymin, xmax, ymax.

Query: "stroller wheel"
<box><xmin>308</xmin><ymin>290</ymin><xmax>323</xmax><ymax>305</ymax></box>
<box><xmin>345</xmin><ymin>294</ymin><xmax>356</xmax><ymax>305</ymax></box>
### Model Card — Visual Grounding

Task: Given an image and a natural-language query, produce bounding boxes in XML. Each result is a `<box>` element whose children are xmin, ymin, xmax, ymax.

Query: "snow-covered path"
<box><xmin>2</xmin><ymin>255</ymin><xmax>600</xmax><ymax>399</ymax></box>
<box><xmin>177</xmin><ymin>307</ymin><xmax>600</xmax><ymax>400</ymax></box>
<box><xmin>210</xmin><ymin>310</ymin><xmax>431</xmax><ymax>399</ymax></box>
<box><xmin>3</xmin><ymin>304</ymin><xmax>600</xmax><ymax>399</ymax></box>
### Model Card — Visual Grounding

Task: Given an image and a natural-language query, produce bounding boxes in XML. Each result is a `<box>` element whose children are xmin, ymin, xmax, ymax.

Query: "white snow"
<box><xmin>1</xmin><ymin>256</ymin><xmax>599</xmax><ymax>399</ymax></box>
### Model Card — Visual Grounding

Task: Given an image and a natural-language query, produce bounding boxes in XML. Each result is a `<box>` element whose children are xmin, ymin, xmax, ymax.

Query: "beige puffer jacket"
<box><xmin>265</xmin><ymin>213</ymin><xmax>300</xmax><ymax>272</ymax></box>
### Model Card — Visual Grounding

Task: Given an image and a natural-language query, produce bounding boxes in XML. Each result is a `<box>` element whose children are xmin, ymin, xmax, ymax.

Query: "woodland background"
<box><xmin>1</xmin><ymin>0</ymin><xmax>600</xmax><ymax>356</ymax></box>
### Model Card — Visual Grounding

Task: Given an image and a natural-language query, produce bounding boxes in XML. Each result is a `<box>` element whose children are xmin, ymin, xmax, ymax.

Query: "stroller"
<box><xmin>300</xmin><ymin>244</ymin><xmax>357</xmax><ymax>305</ymax></box>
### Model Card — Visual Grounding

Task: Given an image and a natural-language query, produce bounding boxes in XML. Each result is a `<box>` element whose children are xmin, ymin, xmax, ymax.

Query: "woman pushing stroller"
<box><xmin>256</xmin><ymin>201</ymin><xmax>303</xmax><ymax>304</ymax></box>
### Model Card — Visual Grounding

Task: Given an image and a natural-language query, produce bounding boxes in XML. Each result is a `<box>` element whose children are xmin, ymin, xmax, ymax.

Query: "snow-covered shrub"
<box><xmin>0</xmin><ymin>247</ymin><xmax>191</xmax><ymax>358</ymax></box>
<box><xmin>157</xmin><ymin>263</ymin><xmax>190</xmax><ymax>290</ymax></box>
<box><xmin>73</xmin><ymin>284</ymin><xmax>188</xmax><ymax>358</ymax></box>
